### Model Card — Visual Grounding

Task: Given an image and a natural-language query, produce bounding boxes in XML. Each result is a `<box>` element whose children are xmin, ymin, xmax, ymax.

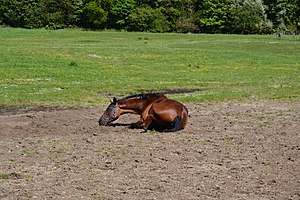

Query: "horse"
<box><xmin>99</xmin><ymin>93</ymin><xmax>188</xmax><ymax>132</ymax></box>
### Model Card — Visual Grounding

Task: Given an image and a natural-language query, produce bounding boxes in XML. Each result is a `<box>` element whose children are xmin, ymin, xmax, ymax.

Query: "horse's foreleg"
<box><xmin>143</xmin><ymin>115</ymin><xmax>154</xmax><ymax>131</ymax></box>
<box><xmin>130</xmin><ymin>119</ymin><xmax>144</xmax><ymax>129</ymax></box>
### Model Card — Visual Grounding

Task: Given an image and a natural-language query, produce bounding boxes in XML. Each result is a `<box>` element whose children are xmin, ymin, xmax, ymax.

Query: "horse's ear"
<box><xmin>113</xmin><ymin>97</ymin><xmax>117</xmax><ymax>103</ymax></box>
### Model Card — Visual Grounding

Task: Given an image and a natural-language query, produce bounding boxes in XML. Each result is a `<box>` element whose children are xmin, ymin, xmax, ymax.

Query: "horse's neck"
<box><xmin>119</xmin><ymin>95</ymin><xmax>166</xmax><ymax>115</ymax></box>
<box><xmin>119</xmin><ymin>99</ymin><xmax>145</xmax><ymax>115</ymax></box>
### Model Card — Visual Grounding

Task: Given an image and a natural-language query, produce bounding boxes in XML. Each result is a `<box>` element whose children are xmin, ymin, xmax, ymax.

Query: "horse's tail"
<box><xmin>163</xmin><ymin>116</ymin><xmax>183</xmax><ymax>132</ymax></box>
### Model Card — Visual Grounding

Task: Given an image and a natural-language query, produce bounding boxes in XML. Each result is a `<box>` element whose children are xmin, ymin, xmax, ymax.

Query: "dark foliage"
<box><xmin>0</xmin><ymin>0</ymin><xmax>299</xmax><ymax>33</ymax></box>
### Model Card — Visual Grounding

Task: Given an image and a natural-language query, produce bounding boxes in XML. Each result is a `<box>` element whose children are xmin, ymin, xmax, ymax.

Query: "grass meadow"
<box><xmin>0</xmin><ymin>28</ymin><xmax>299</xmax><ymax>108</ymax></box>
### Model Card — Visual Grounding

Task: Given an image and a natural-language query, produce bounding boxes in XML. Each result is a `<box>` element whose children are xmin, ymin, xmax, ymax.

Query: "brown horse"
<box><xmin>99</xmin><ymin>93</ymin><xmax>188</xmax><ymax>132</ymax></box>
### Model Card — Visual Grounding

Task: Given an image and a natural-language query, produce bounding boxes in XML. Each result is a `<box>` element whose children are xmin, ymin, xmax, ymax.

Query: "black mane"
<box><xmin>117</xmin><ymin>93</ymin><xmax>162</xmax><ymax>104</ymax></box>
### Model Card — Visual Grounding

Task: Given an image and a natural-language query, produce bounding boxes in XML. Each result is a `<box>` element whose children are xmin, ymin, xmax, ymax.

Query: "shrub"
<box><xmin>128</xmin><ymin>7</ymin><xmax>170</xmax><ymax>32</ymax></box>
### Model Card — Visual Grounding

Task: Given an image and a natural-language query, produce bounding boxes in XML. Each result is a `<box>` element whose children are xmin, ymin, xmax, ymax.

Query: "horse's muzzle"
<box><xmin>99</xmin><ymin>118</ymin><xmax>107</xmax><ymax>126</ymax></box>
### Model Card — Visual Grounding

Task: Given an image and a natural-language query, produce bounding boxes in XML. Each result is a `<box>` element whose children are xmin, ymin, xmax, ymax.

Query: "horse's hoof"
<box><xmin>141</xmin><ymin>129</ymin><xmax>148</xmax><ymax>133</ymax></box>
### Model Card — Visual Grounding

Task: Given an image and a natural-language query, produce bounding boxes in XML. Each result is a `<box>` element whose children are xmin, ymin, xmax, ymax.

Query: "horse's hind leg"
<box><xmin>163</xmin><ymin>116</ymin><xmax>183</xmax><ymax>132</ymax></box>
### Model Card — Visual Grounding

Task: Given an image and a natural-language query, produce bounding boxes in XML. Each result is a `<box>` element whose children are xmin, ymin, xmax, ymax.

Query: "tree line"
<box><xmin>0</xmin><ymin>0</ymin><xmax>299</xmax><ymax>34</ymax></box>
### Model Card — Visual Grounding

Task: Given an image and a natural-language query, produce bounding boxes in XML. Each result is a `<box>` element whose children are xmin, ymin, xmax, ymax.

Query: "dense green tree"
<box><xmin>128</xmin><ymin>6</ymin><xmax>170</xmax><ymax>32</ymax></box>
<box><xmin>197</xmin><ymin>0</ymin><xmax>234</xmax><ymax>33</ymax></box>
<box><xmin>81</xmin><ymin>1</ymin><xmax>107</xmax><ymax>28</ymax></box>
<box><xmin>41</xmin><ymin>0</ymin><xmax>83</xmax><ymax>29</ymax></box>
<box><xmin>0</xmin><ymin>0</ymin><xmax>43</xmax><ymax>28</ymax></box>
<box><xmin>135</xmin><ymin>0</ymin><xmax>162</xmax><ymax>8</ymax></box>
<box><xmin>174</xmin><ymin>0</ymin><xmax>199</xmax><ymax>33</ymax></box>
<box><xmin>263</xmin><ymin>0</ymin><xmax>300</xmax><ymax>32</ymax></box>
<box><xmin>228</xmin><ymin>0</ymin><xmax>273</xmax><ymax>34</ymax></box>
<box><xmin>159</xmin><ymin>0</ymin><xmax>182</xmax><ymax>31</ymax></box>
<box><xmin>80</xmin><ymin>0</ymin><xmax>116</xmax><ymax>29</ymax></box>
<box><xmin>111</xmin><ymin>0</ymin><xmax>136</xmax><ymax>29</ymax></box>
<box><xmin>0</xmin><ymin>0</ymin><xmax>299</xmax><ymax>33</ymax></box>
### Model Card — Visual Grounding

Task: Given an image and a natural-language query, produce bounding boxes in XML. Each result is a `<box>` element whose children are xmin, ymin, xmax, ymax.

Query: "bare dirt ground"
<box><xmin>0</xmin><ymin>102</ymin><xmax>299</xmax><ymax>200</ymax></box>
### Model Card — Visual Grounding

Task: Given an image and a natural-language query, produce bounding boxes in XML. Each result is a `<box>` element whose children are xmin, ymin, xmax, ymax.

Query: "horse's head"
<box><xmin>99</xmin><ymin>97</ymin><xmax>121</xmax><ymax>126</ymax></box>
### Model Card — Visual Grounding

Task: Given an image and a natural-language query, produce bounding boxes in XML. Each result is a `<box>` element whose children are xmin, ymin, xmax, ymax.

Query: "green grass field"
<box><xmin>0</xmin><ymin>28</ymin><xmax>299</xmax><ymax>108</ymax></box>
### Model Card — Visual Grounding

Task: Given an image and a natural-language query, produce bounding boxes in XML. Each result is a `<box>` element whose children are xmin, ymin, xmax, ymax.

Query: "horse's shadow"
<box><xmin>107</xmin><ymin>123</ymin><xmax>131</xmax><ymax>127</ymax></box>
<box><xmin>107</xmin><ymin>122</ymin><xmax>167</xmax><ymax>133</ymax></box>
